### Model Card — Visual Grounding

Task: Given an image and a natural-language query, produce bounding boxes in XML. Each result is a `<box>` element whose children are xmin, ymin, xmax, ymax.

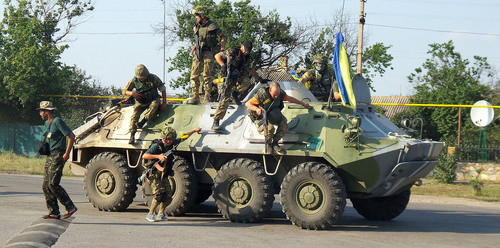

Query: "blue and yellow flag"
<box><xmin>289</xmin><ymin>68</ymin><xmax>300</xmax><ymax>81</ymax></box>
<box><xmin>333</xmin><ymin>32</ymin><xmax>356</xmax><ymax>109</ymax></box>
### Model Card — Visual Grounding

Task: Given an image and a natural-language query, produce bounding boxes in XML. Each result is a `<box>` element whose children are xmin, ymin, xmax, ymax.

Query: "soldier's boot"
<box><xmin>265</xmin><ymin>138</ymin><xmax>273</xmax><ymax>154</ymax></box>
<box><xmin>231</xmin><ymin>91</ymin><xmax>241</xmax><ymax>105</ymax></box>
<box><xmin>272</xmin><ymin>142</ymin><xmax>285</xmax><ymax>155</ymax></box>
<box><xmin>136</xmin><ymin>118</ymin><xmax>147</xmax><ymax>129</ymax></box>
<box><xmin>128</xmin><ymin>131</ymin><xmax>136</xmax><ymax>144</ymax></box>
<box><xmin>203</xmin><ymin>92</ymin><xmax>211</xmax><ymax>103</ymax></box>
<box><xmin>212</xmin><ymin>119</ymin><xmax>221</xmax><ymax>130</ymax></box>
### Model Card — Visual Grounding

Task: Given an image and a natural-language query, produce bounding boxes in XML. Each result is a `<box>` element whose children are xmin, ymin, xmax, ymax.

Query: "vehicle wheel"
<box><xmin>84</xmin><ymin>152</ymin><xmax>137</xmax><ymax>211</ymax></box>
<box><xmin>350</xmin><ymin>190</ymin><xmax>410</xmax><ymax>221</ymax></box>
<box><xmin>213</xmin><ymin>158</ymin><xmax>274</xmax><ymax>223</ymax></box>
<box><xmin>142</xmin><ymin>155</ymin><xmax>198</xmax><ymax>216</ymax></box>
<box><xmin>280</xmin><ymin>162</ymin><xmax>346</xmax><ymax>230</ymax></box>
<box><xmin>195</xmin><ymin>183</ymin><xmax>213</xmax><ymax>204</ymax></box>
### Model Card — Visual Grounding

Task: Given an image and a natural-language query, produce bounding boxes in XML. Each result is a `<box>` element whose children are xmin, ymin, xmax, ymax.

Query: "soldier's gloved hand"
<box><xmin>258</xmin><ymin>78</ymin><xmax>269</xmax><ymax>84</ymax></box>
<box><xmin>221</xmin><ymin>65</ymin><xmax>227</xmax><ymax>76</ymax></box>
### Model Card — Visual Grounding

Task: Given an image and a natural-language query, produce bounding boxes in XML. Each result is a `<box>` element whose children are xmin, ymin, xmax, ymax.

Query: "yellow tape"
<box><xmin>372</xmin><ymin>103</ymin><xmax>500</xmax><ymax>108</ymax></box>
<box><xmin>43</xmin><ymin>95</ymin><xmax>188</xmax><ymax>101</ymax></box>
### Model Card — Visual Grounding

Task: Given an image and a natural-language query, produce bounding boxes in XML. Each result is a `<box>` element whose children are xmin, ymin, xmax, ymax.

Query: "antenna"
<box><xmin>470</xmin><ymin>100</ymin><xmax>494</xmax><ymax>160</ymax></box>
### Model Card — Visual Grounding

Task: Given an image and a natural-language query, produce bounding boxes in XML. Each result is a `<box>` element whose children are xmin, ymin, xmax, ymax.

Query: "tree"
<box><xmin>407</xmin><ymin>40</ymin><xmax>493</xmax><ymax>145</ymax></box>
<box><xmin>164</xmin><ymin>0</ymin><xmax>313</xmax><ymax>93</ymax></box>
<box><xmin>0</xmin><ymin>0</ymin><xmax>94</xmax><ymax>124</ymax></box>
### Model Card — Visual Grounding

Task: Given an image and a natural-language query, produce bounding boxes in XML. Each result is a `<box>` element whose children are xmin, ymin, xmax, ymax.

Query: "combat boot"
<box><xmin>231</xmin><ymin>91</ymin><xmax>241</xmax><ymax>105</ymax></box>
<box><xmin>136</xmin><ymin>118</ymin><xmax>147</xmax><ymax>129</ymax></box>
<box><xmin>212</xmin><ymin>119</ymin><xmax>221</xmax><ymax>130</ymax></box>
<box><xmin>272</xmin><ymin>142</ymin><xmax>285</xmax><ymax>155</ymax></box>
<box><xmin>129</xmin><ymin>131</ymin><xmax>136</xmax><ymax>144</ymax></box>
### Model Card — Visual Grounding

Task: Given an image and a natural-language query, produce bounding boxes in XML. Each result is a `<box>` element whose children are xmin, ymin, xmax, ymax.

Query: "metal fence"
<box><xmin>0</xmin><ymin>125</ymin><xmax>44</xmax><ymax>157</ymax></box>
<box><xmin>456</xmin><ymin>146</ymin><xmax>500</xmax><ymax>162</ymax></box>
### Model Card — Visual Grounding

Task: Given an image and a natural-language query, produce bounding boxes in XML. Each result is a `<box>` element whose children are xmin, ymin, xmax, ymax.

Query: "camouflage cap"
<box><xmin>135</xmin><ymin>64</ymin><xmax>149</xmax><ymax>78</ymax></box>
<box><xmin>191</xmin><ymin>6</ymin><xmax>208</xmax><ymax>17</ymax></box>
<box><xmin>312</xmin><ymin>53</ymin><xmax>327</xmax><ymax>64</ymax></box>
<box><xmin>162</xmin><ymin>127</ymin><xmax>177</xmax><ymax>140</ymax></box>
<box><xmin>36</xmin><ymin>101</ymin><xmax>57</xmax><ymax>111</ymax></box>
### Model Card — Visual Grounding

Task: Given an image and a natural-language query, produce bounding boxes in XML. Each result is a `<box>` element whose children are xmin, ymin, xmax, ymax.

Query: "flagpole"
<box><xmin>357</xmin><ymin>0</ymin><xmax>366</xmax><ymax>75</ymax></box>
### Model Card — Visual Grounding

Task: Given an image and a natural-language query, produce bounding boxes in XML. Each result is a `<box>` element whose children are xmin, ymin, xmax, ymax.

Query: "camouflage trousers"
<box><xmin>213</xmin><ymin>76</ymin><xmax>253</xmax><ymax>121</ymax></box>
<box><xmin>190</xmin><ymin>51</ymin><xmax>215</xmax><ymax>101</ymax></box>
<box><xmin>253</xmin><ymin>116</ymin><xmax>288</xmax><ymax>144</ymax></box>
<box><xmin>149</xmin><ymin>170</ymin><xmax>172</xmax><ymax>205</ymax></box>
<box><xmin>42</xmin><ymin>150</ymin><xmax>75</xmax><ymax>215</ymax></box>
<box><xmin>129</xmin><ymin>99</ymin><xmax>160</xmax><ymax>132</ymax></box>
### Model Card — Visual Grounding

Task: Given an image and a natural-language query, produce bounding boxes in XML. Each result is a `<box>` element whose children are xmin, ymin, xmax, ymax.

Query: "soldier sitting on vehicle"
<box><xmin>122</xmin><ymin>64</ymin><xmax>167</xmax><ymax>144</ymax></box>
<box><xmin>245</xmin><ymin>82</ymin><xmax>310</xmax><ymax>155</ymax></box>
<box><xmin>142</xmin><ymin>126</ymin><xmax>201</xmax><ymax>222</ymax></box>
<box><xmin>299</xmin><ymin>53</ymin><xmax>341</xmax><ymax>102</ymax></box>
<box><xmin>212</xmin><ymin>40</ymin><xmax>268</xmax><ymax>130</ymax></box>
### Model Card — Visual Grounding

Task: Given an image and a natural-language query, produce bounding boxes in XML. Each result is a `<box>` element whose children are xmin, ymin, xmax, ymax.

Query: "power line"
<box><xmin>368</xmin><ymin>23</ymin><xmax>500</xmax><ymax>37</ymax></box>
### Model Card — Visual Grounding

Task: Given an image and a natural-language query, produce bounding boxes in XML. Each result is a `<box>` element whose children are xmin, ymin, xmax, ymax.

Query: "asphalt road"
<box><xmin>1</xmin><ymin>173</ymin><xmax>499</xmax><ymax>248</ymax></box>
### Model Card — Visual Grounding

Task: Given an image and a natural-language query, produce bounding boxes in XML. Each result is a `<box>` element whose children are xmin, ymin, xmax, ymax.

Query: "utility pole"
<box><xmin>163</xmin><ymin>0</ymin><xmax>166</xmax><ymax>92</ymax></box>
<box><xmin>357</xmin><ymin>0</ymin><xmax>366</xmax><ymax>75</ymax></box>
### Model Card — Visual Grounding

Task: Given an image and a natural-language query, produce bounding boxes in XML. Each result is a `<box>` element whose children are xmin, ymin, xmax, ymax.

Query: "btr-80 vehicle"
<box><xmin>69</xmin><ymin>75</ymin><xmax>444</xmax><ymax>230</ymax></box>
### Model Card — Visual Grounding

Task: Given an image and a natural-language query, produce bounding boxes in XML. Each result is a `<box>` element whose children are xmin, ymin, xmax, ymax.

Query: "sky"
<box><xmin>1</xmin><ymin>0</ymin><xmax>499</xmax><ymax>97</ymax></box>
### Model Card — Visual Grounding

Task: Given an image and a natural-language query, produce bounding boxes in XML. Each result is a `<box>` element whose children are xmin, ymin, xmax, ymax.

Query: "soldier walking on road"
<box><xmin>212</xmin><ymin>40</ymin><xmax>267</xmax><ymax>130</ymax></box>
<box><xmin>245</xmin><ymin>82</ymin><xmax>310</xmax><ymax>155</ymax></box>
<box><xmin>142</xmin><ymin>126</ymin><xmax>201</xmax><ymax>222</ymax></box>
<box><xmin>190</xmin><ymin>6</ymin><xmax>227</xmax><ymax>103</ymax></box>
<box><xmin>123</xmin><ymin>64</ymin><xmax>167</xmax><ymax>144</ymax></box>
<box><xmin>37</xmin><ymin>101</ymin><xmax>78</xmax><ymax>219</ymax></box>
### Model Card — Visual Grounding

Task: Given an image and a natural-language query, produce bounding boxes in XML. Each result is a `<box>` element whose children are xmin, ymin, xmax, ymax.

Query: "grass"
<box><xmin>0</xmin><ymin>152</ymin><xmax>499</xmax><ymax>202</ymax></box>
<box><xmin>0</xmin><ymin>152</ymin><xmax>75</xmax><ymax>177</ymax></box>
<box><xmin>412</xmin><ymin>179</ymin><xmax>500</xmax><ymax>202</ymax></box>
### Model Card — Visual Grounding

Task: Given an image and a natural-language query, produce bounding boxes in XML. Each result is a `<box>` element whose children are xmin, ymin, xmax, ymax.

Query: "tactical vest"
<box><xmin>133</xmin><ymin>74</ymin><xmax>160</xmax><ymax>105</ymax></box>
<box><xmin>194</xmin><ymin>20</ymin><xmax>219</xmax><ymax>50</ymax></box>
<box><xmin>306</xmin><ymin>69</ymin><xmax>333</xmax><ymax>99</ymax></box>
<box><xmin>249</xmin><ymin>87</ymin><xmax>285</xmax><ymax>121</ymax></box>
<box><xmin>224</xmin><ymin>47</ymin><xmax>251</xmax><ymax>76</ymax></box>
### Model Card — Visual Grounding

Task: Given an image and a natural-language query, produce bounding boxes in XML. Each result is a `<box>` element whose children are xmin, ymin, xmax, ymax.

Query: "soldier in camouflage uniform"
<box><xmin>37</xmin><ymin>101</ymin><xmax>77</xmax><ymax>219</ymax></box>
<box><xmin>142</xmin><ymin>126</ymin><xmax>201</xmax><ymax>222</ymax></box>
<box><xmin>299</xmin><ymin>53</ymin><xmax>341</xmax><ymax>102</ymax></box>
<box><xmin>245</xmin><ymin>82</ymin><xmax>310</xmax><ymax>155</ymax></box>
<box><xmin>190</xmin><ymin>6</ymin><xmax>227</xmax><ymax>103</ymax></box>
<box><xmin>123</xmin><ymin>64</ymin><xmax>167</xmax><ymax>144</ymax></box>
<box><xmin>212</xmin><ymin>40</ymin><xmax>267</xmax><ymax>130</ymax></box>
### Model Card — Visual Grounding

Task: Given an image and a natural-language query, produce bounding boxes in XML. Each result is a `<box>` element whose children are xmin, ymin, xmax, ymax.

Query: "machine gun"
<box><xmin>117</xmin><ymin>86</ymin><xmax>156</xmax><ymax>107</ymax></box>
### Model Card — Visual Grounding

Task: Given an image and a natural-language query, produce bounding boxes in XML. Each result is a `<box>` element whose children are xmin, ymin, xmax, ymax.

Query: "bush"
<box><xmin>431</xmin><ymin>151</ymin><xmax>458</xmax><ymax>184</ymax></box>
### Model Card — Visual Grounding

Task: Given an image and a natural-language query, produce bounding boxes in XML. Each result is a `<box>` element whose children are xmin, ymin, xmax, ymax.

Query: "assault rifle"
<box><xmin>261</xmin><ymin>108</ymin><xmax>269</xmax><ymax>154</ymax></box>
<box><xmin>117</xmin><ymin>86</ymin><xmax>156</xmax><ymax>107</ymax></box>
<box><xmin>141</xmin><ymin>142</ymin><xmax>180</xmax><ymax>182</ymax></box>
<box><xmin>218</xmin><ymin>57</ymin><xmax>232</xmax><ymax>102</ymax></box>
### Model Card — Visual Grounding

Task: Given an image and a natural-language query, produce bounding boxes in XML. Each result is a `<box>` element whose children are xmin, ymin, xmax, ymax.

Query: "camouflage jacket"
<box><xmin>248</xmin><ymin>86</ymin><xmax>286</xmax><ymax>121</ymax></box>
<box><xmin>124</xmin><ymin>74</ymin><xmax>165</xmax><ymax>107</ymax></box>
<box><xmin>299</xmin><ymin>69</ymin><xmax>334</xmax><ymax>100</ymax></box>
<box><xmin>193</xmin><ymin>19</ymin><xmax>222</xmax><ymax>51</ymax></box>
<box><xmin>218</xmin><ymin>46</ymin><xmax>252</xmax><ymax>78</ymax></box>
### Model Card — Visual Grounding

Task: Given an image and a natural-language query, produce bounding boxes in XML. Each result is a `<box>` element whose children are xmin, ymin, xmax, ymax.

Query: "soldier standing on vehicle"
<box><xmin>299</xmin><ymin>53</ymin><xmax>341</xmax><ymax>102</ymax></box>
<box><xmin>212</xmin><ymin>40</ymin><xmax>268</xmax><ymax>130</ymax></box>
<box><xmin>245</xmin><ymin>82</ymin><xmax>310</xmax><ymax>155</ymax></box>
<box><xmin>142</xmin><ymin>126</ymin><xmax>201</xmax><ymax>222</ymax></box>
<box><xmin>37</xmin><ymin>101</ymin><xmax>78</xmax><ymax>219</ymax></box>
<box><xmin>190</xmin><ymin>6</ymin><xmax>227</xmax><ymax>103</ymax></box>
<box><xmin>122</xmin><ymin>64</ymin><xmax>167</xmax><ymax>144</ymax></box>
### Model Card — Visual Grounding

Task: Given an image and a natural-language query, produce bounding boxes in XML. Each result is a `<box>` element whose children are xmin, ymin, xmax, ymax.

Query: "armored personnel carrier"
<box><xmin>69</xmin><ymin>75</ymin><xmax>444</xmax><ymax>230</ymax></box>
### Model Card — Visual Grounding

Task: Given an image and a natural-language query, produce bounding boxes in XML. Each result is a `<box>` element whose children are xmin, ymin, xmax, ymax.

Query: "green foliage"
<box><xmin>362</xmin><ymin>42</ymin><xmax>394</xmax><ymax>90</ymax></box>
<box><xmin>0</xmin><ymin>0</ymin><xmax>94</xmax><ymax>124</ymax></box>
<box><xmin>407</xmin><ymin>41</ymin><xmax>494</xmax><ymax>145</ymax></box>
<box><xmin>468</xmin><ymin>168</ymin><xmax>484</xmax><ymax>196</ymax></box>
<box><xmin>431</xmin><ymin>151</ymin><xmax>458</xmax><ymax>184</ymax></box>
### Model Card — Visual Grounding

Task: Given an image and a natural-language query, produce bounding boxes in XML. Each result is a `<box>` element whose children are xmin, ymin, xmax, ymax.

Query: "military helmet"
<box><xmin>135</xmin><ymin>64</ymin><xmax>149</xmax><ymax>78</ymax></box>
<box><xmin>162</xmin><ymin>127</ymin><xmax>177</xmax><ymax>140</ymax></box>
<box><xmin>312</xmin><ymin>53</ymin><xmax>327</xmax><ymax>64</ymax></box>
<box><xmin>191</xmin><ymin>6</ymin><xmax>208</xmax><ymax>18</ymax></box>
<box><xmin>267</xmin><ymin>108</ymin><xmax>284</xmax><ymax>125</ymax></box>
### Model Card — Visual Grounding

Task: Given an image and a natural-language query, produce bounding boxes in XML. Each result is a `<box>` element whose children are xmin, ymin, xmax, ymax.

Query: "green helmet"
<box><xmin>162</xmin><ymin>127</ymin><xmax>177</xmax><ymax>139</ymax></box>
<box><xmin>191</xmin><ymin>6</ymin><xmax>208</xmax><ymax>18</ymax></box>
<box><xmin>312</xmin><ymin>53</ymin><xmax>327</xmax><ymax>64</ymax></box>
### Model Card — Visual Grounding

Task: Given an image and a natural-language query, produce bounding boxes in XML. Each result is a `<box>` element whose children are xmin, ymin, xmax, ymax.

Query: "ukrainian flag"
<box><xmin>289</xmin><ymin>68</ymin><xmax>300</xmax><ymax>81</ymax></box>
<box><xmin>333</xmin><ymin>32</ymin><xmax>356</xmax><ymax>109</ymax></box>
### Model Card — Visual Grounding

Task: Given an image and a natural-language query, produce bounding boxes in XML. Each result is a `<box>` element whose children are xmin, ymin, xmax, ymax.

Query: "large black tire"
<box><xmin>213</xmin><ymin>158</ymin><xmax>274</xmax><ymax>223</ymax></box>
<box><xmin>350</xmin><ymin>189</ymin><xmax>411</xmax><ymax>221</ymax></box>
<box><xmin>195</xmin><ymin>183</ymin><xmax>213</xmax><ymax>204</ymax></box>
<box><xmin>84</xmin><ymin>152</ymin><xmax>137</xmax><ymax>211</ymax></box>
<box><xmin>280</xmin><ymin>162</ymin><xmax>346</xmax><ymax>230</ymax></box>
<box><xmin>142</xmin><ymin>155</ymin><xmax>198</xmax><ymax>216</ymax></box>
